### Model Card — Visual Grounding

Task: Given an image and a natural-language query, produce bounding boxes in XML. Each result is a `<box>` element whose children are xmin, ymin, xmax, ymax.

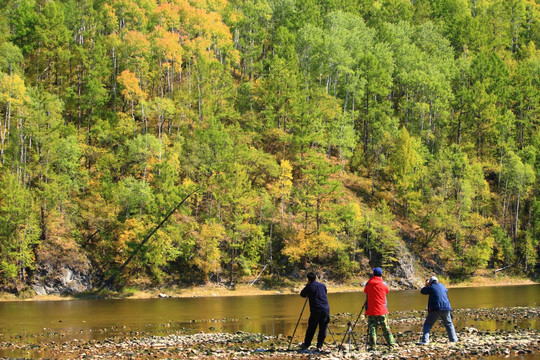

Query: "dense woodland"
<box><xmin>0</xmin><ymin>0</ymin><xmax>538</xmax><ymax>292</ymax></box>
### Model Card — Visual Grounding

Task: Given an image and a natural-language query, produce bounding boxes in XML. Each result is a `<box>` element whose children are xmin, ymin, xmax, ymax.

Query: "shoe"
<box><xmin>417</xmin><ymin>341</ymin><xmax>428</xmax><ymax>345</ymax></box>
<box><xmin>298</xmin><ymin>343</ymin><xmax>309</xmax><ymax>351</ymax></box>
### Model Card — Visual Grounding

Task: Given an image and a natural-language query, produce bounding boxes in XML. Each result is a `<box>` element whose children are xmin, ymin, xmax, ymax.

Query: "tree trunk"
<box><xmin>280</xmin><ymin>195</ymin><xmax>284</xmax><ymax>222</ymax></box>
<box><xmin>316</xmin><ymin>198</ymin><xmax>320</xmax><ymax>234</ymax></box>
<box><xmin>514</xmin><ymin>189</ymin><xmax>520</xmax><ymax>241</ymax></box>
<box><xmin>229</xmin><ymin>241</ymin><xmax>235</xmax><ymax>286</ymax></box>
<box><xmin>112</xmin><ymin>47</ymin><xmax>117</xmax><ymax>110</ymax></box>
<box><xmin>197</xmin><ymin>75</ymin><xmax>203</xmax><ymax>123</ymax></box>
<box><xmin>502</xmin><ymin>177</ymin><xmax>509</xmax><ymax>226</ymax></box>
<box><xmin>0</xmin><ymin>102</ymin><xmax>8</xmax><ymax>164</ymax></box>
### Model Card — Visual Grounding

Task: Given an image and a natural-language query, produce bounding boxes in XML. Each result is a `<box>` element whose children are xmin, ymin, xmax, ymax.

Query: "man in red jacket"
<box><xmin>363</xmin><ymin>267</ymin><xmax>395</xmax><ymax>349</ymax></box>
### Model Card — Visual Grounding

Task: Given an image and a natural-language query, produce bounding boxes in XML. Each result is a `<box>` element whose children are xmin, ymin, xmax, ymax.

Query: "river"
<box><xmin>0</xmin><ymin>284</ymin><xmax>538</xmax><ymax>345</ymax></box>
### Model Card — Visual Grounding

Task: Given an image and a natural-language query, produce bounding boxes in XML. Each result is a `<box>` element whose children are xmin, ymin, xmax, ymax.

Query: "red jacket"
<box><xmin>363</xmin><ymin>276</ymin><xmax>389</xmax><ymax>316</ymax></box>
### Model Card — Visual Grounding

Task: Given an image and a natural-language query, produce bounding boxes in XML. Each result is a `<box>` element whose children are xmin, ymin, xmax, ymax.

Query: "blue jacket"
<box><xmin>420</xmin><ymin>282</ymin><xmax>452</xmax><ymax>312</ymax></box>
<box><xmin>301</xmin><ymin>281</ymin><xmax>330</xmax><ymax>314</ymax></box>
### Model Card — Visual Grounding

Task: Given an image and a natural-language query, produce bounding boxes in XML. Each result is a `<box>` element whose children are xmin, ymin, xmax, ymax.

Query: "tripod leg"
<box><xmin>327</xmin><ymin>325</ymin><xmax>337</xmax><ymax>345</ymax></box>
<box><xmin>348</xmin><ymin>325</ymin><xmax>352</xmax><ymax>352</ymax></box>
<box><xmin>339</xmin><ymin>322</ymin><xmax>350</xmax><ymax>350</ymax></box>
<box><xmin>288</xmin><ymin>297</ymin><xmax>308</xmax><ymax>350</ymax></box>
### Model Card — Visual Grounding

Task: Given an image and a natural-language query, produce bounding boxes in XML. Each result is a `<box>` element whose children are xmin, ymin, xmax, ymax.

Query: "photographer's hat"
<box><xmin>373</xmin><ymin>267</ymin><xmax>383</xmax><ymax>276</ymax></box>
<box><xmin>430</xmin><ymin>276</ymin><xmax>438</xmax><ymax>283</ymax></box>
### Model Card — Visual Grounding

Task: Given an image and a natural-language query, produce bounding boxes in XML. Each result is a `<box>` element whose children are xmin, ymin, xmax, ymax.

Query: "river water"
<box><xmin>0</xmin><ymin>284</ymin><xmax>538</xmax><ymax>345</ymax></box>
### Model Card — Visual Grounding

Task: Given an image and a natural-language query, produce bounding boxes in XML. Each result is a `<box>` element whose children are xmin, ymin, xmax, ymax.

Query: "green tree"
<box><xmin>363</xmin><ymin>201</ymin><xmax>399</xmax><ymax>268</ymax></box>
<box><xmin>270</xmin><ymin>159</ymin><xmax>293</xmax><ymax>221</ymax></box>
<box><xmin>0</xmin><ymin>173</ymin><xmax>39</xmax><ymax>290</ymax></box>
<box><xmin>388</xmin><ymin>127</ymin><xmax>426</xmax><ymax>217</ymax></box>
<box><xmin>295</xmin><ymin>150</ymin><xmax>341</xmax><ymax>234</ymax></box>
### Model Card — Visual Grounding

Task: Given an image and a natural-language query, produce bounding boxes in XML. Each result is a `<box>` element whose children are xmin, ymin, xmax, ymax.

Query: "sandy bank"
<box><xmin>0</xmin><ymin>276</ymin><xmax>536</xmax><ymax>302</ymax></box>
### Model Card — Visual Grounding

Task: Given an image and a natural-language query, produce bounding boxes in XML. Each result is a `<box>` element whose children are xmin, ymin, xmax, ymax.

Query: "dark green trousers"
<box><xmin>367</xmin><ymin>314</ymin><xmax>395</xmax><ymax>346</ymax></box>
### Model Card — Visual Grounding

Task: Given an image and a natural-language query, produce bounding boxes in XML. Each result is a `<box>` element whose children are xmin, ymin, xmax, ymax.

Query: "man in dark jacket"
<box><xmin>363</xmin><ymin>267</ymin><xmax>395</xmax><ymax>348</ymax></box>
<box><xmin>419</xmin><ymin>276</ymin><xmax>457</xmax><ymax>344</ymax></box>
<box><xmin>299</xmin><ymin>272</ymin><xmax>330</xmax><ymax>351</ymax></box>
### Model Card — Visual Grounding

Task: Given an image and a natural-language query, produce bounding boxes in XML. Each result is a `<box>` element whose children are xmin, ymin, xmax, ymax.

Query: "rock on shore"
<box><xmin>0</xmin><ymin>328</ymin><xmax>538</xmax><ymax>359</ymax></box>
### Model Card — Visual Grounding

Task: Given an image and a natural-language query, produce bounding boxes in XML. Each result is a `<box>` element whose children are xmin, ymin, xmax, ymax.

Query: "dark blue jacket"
<box><xmin>420</xmin><ymin>282</ymin><xmax>452</xmax><ymax>312</ymax></box>
<box><xmin>301</xmin><ymin>281</ymin><xmax>330</xmax><ymax>314</ymax></box>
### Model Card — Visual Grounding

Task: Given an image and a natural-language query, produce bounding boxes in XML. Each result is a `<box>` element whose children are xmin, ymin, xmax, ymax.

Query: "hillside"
<box><xmin>0</xmin><ymin>0</ymin><xmax>538</xmax><ymax>295</ymax></box>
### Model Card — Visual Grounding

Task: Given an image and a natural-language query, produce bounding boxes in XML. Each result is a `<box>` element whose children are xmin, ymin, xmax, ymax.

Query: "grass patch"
<box><xmin>121</xmin><ymin>287</ymin><xmax>138</xmax><ymax>297</ymax></box>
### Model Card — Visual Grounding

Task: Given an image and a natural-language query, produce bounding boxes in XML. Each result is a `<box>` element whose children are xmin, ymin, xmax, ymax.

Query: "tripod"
<box><xmin>341</xmin><ymin>320</ymin><xmax>358</xmax><ymax>351</ymax></box>
<box><xmin>339</xmin><ymin>300</ymin><xmax>367</xmax><ymax>352</ymax></box>
<box><xmin>287</xmin><ymin>297</ymin><xmax>308</xmax><ymax>350</ymax></box>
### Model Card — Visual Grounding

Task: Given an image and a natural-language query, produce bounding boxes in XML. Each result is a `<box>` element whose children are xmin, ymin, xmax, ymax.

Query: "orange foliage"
<box><xmin>108</xmin><ymin>0</ymin><xmax>237</xmax><ymax>66</ymax></box>
<box><xmin>155</xmin><ymin>2</ymin><xmax>183</xmax><ymax>30</ymax></box>
<box><xmin>162</xmin><ymin>0</ymin><xmax>238</xmax><ymax>63</ymax></box>
<box><xmin>152</xmin><ymin>26</ymin><xmax>183</xmax><ymax>65</ymax></box>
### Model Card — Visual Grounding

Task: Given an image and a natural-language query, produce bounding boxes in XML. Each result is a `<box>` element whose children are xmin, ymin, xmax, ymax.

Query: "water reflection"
<box><xmin>0</xmin><ymin>284</ymin><xmax>537</xmax><ymax>343</ymax></box>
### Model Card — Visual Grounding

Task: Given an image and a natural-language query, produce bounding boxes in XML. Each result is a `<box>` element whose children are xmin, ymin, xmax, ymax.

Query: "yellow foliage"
<box><xmin>102</xmin><ymin>4</ymin><xmax>118</xmax><ymax>31</ymax></box>
<box><xmin>349</xmin><ymin>202</ymin><xmax>363</xmax><ymax>222</ymax></box>
<box><xmin>117</xmin><ymin>70</ymin><xmax>146</xmax><ymax>101</ymax></box>
<box><xmin>283</xmin><ymin>230</ymin><xmax>310</xmax><ymax>263</ymax></box>
<box><xmin>269</xmin><ymin>159</ymin><xmax>293</xmax><ymax>200</ymax></box>
<box><xmin>310</xmin><ymin>232</ymin><xmax>346</xmax><ymax>259</ymax></box>
<box><xmin>166</xmin><ymin>0</ymin><xmax>238</xmax><ymax>63</ymax></box>
<box><xmin>117</xmin><ymin>218</ymin><xmax>147</xmax><ymax>263</ymax></box>
<box><xmin>182</xmin><ymin>178</ymin><xmax>196</xmax><ymax>188</ymax></box>
<box><xmin>283</xmin><ymin>231</ymin><xmax>345</xmax><ymax>264</ymax></box>
<box><xmin>124</xmin><ymin>30</ymin><xmax>151</xmax><ymax>55</ymax></box>
<box><xmin>193</xmin><ymin>222</ymin><xmax>224</xmax><ymax>276</ymax></box>
<box><xmin>0</xmin><ymin>73</ymin><xmax>28</xmax><ymax>106</ymax></box>
<box><xmin>109</xmin><ymin>0</ymin><xmax>153</xmax><ymax>29</ymax></box>
<box><xmin>117</xmin><ymin>111</ymin><xmax>135</xmax><ymax>134</ymax></box>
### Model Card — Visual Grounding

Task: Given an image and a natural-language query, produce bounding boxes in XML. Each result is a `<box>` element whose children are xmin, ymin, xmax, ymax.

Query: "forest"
<box><xmin>0</xmin><ymin>0</ymin><xmax>538</xmax><ymax>293</ymax></box>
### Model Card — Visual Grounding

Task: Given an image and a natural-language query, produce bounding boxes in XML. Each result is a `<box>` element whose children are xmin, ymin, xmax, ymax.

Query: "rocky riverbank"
<box><xmin>0</xmin><ymin>306</ymin><xmax>538</xmax><ymax>359</ymax></box>
<box><xmin>0</xmin><ymin>328</ymin><xmax>538</xmax><ymax>359</ymax></box>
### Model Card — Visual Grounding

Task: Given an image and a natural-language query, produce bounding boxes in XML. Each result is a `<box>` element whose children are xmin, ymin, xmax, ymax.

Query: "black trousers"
<box><xmin>303</xmin><ymin>311</ymin><xmax>330</xmax><ymax>348</ymax></box>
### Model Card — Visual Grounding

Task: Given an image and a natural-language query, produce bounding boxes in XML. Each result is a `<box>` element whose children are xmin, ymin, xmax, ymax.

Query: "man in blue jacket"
<box><xmin>299</xmin><ymin>272</ymin><xmax>330</xmax><ymax>351</ymax></box>
<box><xmin>419</xmin><ymin>276</ymin><xmax>457</xmax><ymax>345</ymax></box>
